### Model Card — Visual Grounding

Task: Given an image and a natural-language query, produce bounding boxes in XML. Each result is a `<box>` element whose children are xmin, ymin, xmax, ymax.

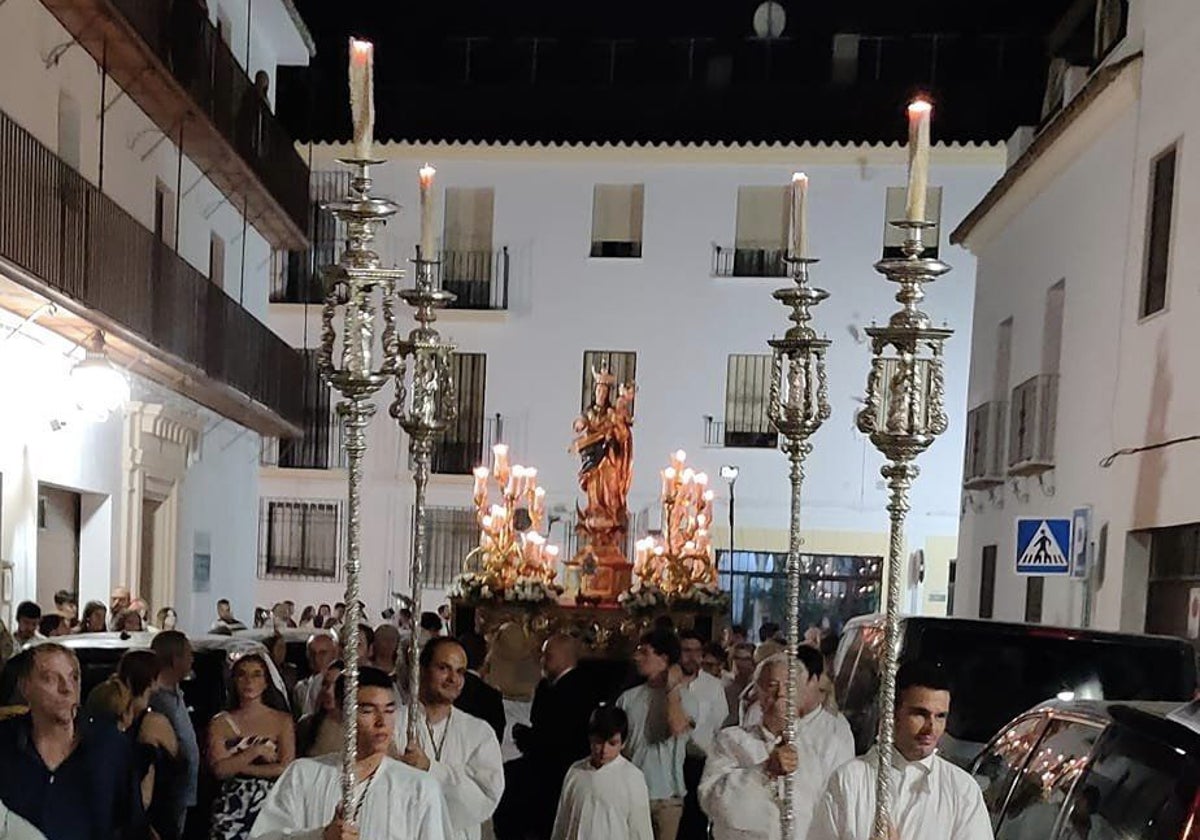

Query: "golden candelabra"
<box><xmin>632</xmin><ymin>450</ymin><xmax>719</xmax><ymax>595</ymax></box>
<box><xmin>464</xmin><ymin>444</ymin><xmax>560</xmax><ymax>590</ymax></box>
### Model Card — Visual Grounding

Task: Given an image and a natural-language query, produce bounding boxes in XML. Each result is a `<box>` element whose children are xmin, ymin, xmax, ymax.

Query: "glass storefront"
<box><xmin>717</xmin><ymin>550</ymin><xmax>883</xmax><ymax>637</ymax></box>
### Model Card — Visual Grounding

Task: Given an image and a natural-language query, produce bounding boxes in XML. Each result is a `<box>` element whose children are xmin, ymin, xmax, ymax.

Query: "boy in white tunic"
<box><xmin>250</xmin><ymin>667</ymin><xmax>452</xmax><ymax>840</ymax></box>
<box><xmin>700</xmin><ymin>648</ymin><xmax>854</xmax><ymax>840</ymax></box>
<box><xmin>552</xmin><ymin>704</ymin><xmax>654</xmax><ymax>840</ymax></box>
<box><xmin>807</xmin><ymin>661</ymin><xmax>993</xmax><ymax>840</ymax></box>
<box><xmin>399</xmin><ymin>637</ymin><xmax>505</xmax><ymax>840</ymax></box>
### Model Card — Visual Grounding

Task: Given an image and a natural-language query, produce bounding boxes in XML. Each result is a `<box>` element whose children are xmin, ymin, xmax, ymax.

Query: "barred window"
<box><xmin>259</xmin><ymin>498</ymin><xmax>342</xmax><ymax>580</ymax></box>
<box><xmin>421</xmin><ymin>506</ymin><xmax>478</xmax><ymax>588</ymax></box>
<box><xmin>724</xmin><ymin>353</ymin><xmax>777</xmax><ymax>448</ymax></box>
<box><xmin>433</xmin><ymin>353</ymin><xmax>488</xmax><ymax>475</ymax></box>
<box><xmin>581</xmin><ymin>350</ymin><xmax>637</xmax><ymax>413</ymax></box>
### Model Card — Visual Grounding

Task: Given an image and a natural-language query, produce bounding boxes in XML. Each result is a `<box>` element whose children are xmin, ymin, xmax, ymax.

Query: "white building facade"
<box><xmin>260</xmin><ymin>141</ymin><xmax>1004</xmax><ymax>630</ymax></box>
<box><xmin>952</xmin><ymin>1</ymin><xmax>1200</xmax><ymax>636</ymax></box>
<box><xmin>0</xmin><ymin>0</ymin><xmax>312</xmax><ymax>633</ymax></box>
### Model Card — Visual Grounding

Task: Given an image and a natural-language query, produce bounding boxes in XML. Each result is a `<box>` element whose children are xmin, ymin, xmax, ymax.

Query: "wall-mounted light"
<box><xmin>70</xmin><ymin>332</ymin><xmax>129</xmax><ymax>422</ymax></box>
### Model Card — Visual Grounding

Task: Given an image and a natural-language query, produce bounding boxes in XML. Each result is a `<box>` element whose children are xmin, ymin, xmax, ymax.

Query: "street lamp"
<box><xmin>719</xmin><ymin>465</ymin><xmax>739</xmax><ymax>560</ymax></box>
<box><xmin>70</xmin><ymin>331</ymin><xmax>130</xmax><ymax>422</ymax></box>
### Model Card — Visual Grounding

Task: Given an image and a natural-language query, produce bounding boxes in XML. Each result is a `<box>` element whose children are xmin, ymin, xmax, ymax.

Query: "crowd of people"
<box><xmin>0</xmin><ymin>591</ymin><xmax>990</xmax><ymax>840</ymax></box>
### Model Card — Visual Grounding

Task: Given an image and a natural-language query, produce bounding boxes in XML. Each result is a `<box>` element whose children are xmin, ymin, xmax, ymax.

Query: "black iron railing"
<box><xmin>0</xmin><ymin>108</ymin><xmax>305</xmax><ymax>427</ymax></box>
<box><xmin>274</xmin><ymin>172</ymin><xmax>349</xmax><ymax>304</ymax></box>
<box><xmin>712</xmin><ymin>244</ymin><xmax>788</xmax><ymax>278</ymax></box>
<box><xmin>437</xmin><ymin>247</ymin><xmax>510</xmax><ymax>311</ymax></box>
<box><xmin>109</xmin><ymin>0</ymin><xmax>309</xmax><ymax>232</ymax></box>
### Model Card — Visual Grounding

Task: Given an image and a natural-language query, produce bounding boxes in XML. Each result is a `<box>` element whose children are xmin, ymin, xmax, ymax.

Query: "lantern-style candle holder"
<box><xmin>317</xmin><ymin>158</ymin><xmax>404</xmax><ymax>819</ymax></box>
<box><xmin>767</xmin><ymin>254</ymin><xmax>831</xmax><ymax>838</ymax></box>
<box><xmin>855</xmin><ymin>220</ymin><xmax>951</xmax><ymax>840</ymax></box>
<box><xmin>389</xmin><ymin>245</ymin><xmax>458</xmax><ymax>742</ymax></box>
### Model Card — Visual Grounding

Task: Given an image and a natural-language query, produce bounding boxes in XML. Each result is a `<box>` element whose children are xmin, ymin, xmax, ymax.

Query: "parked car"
<box><xmin>833</xmin><ymin>615</ymin><xmax>1197</xmax><ymax>765</ymax></box>
<box><xmin>969</xmin><ymin>698</ymin><xmax>1200</xmax><ymax>839</ymax></box>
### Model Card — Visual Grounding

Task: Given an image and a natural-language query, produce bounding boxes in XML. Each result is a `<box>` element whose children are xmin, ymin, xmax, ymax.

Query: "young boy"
<box><xmin>551</xmin><ymin>705</ymin><xmax>653</xmax><ymax>840</ymax></box>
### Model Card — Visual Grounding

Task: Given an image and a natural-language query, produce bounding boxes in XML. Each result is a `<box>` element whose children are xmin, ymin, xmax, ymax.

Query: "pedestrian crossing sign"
<box><xmin>1015</xmin><ymin>517</ymin><xmax>1072</xmax><ymax>575</ymax></box>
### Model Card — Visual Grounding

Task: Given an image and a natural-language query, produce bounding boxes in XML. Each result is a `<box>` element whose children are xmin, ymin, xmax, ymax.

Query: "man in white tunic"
<box><xmin>701</xmin><ymin>648</ymin><xmax>854</xmax><ymax>840</ymax></box>
<box><xmin>616</xmin><ymin>629</ymin><xmax>701</xmax><ymax>840</ymax></box>
<box><xmin>807</xmin><ymin>661</ymin><xmax>993</xmax><ymax>840</ymax></box>
<box><xmin>399</xmin><ymin>637</ymin><xmax>505</xmax><ymax>840</ymax></box>
<box><xmin>250</xmin><ymin>667</ymin><xmax>452</xmax><ymax>840</ymax></box>
<box><xmin>552</xmin><ymin>704</ymin><xmax>653</xmax><ymax>840</ymax></box>
<box><xmin>679</xmin><ymin>630</ymin><xmax>732</xmax><ymax>838</ymax></box>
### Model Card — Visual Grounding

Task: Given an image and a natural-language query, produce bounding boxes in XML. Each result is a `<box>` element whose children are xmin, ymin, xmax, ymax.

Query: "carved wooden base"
<box><xmin>453</xmin><ymin>598</ymin><xmax>726</xmax><ymax>661</ymax></box>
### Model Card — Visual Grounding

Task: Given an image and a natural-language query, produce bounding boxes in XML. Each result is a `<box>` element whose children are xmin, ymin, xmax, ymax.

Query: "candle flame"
<box><xmin>674</xmin><ymin>449</ymin><xmax>687</xmax><ymax>463</ymax></box>
<box><xmin>473</xmin><ymin>466</ymin><xmax>489</xmax><ymax>479</ymax></box>
<box><xmin>792</xmin><ymin>171</ymin><xmax>808</xmax><ymax>184</ymax></box>
<box><xmin>350</xmin><ymin>38</ymin><xmax>373</xmax><ymax>56</ymax></box>
<box><xmin>493</xmin><ymin>443</ymin><xmax>508</xmax><ymax>456</ymax></box>
<box><xmin>545</xmin><ymin>545</ymin><xmax>560</xmax><ymax>558</ymax></box>
<box><xmin>907</xmin><ymin>98</ymin><xmax>933</xmax><ymax>116</ymax></box>
<box><xmin>418</xmin><ymin>163</ymin><xmax>436</xmax><ymax>187</ymax></box>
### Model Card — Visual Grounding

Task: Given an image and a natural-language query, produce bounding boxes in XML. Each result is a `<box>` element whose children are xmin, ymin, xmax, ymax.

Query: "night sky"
<box><xmin>279</xmin><ymin>0</ymin><xmax>1079</xmax><ymax>146</ymax></box>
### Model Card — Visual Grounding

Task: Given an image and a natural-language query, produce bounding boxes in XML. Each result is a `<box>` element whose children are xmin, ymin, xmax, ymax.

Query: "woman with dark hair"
<box><xmin>314</xmin><ymin>604</ymin><xmax>331</xmax><ymax>629</ymax></box>
<box><xmin>118</xmin><ymin>649</ymin><xmax>180</xmax><ymax>839</ymax></box>
<box><xmin>294</xmin><ymin>659</ymin><xmax>344</xmax><ymax>757</ymax></box>
<box><xmin>206</xmin><ymin>652</ymin><xmax>295</xmax><ymax>839</ymax></box>
<box><xmin>298</xmin><ymin>606</ymin><xmax>315</xmax><ymax>628</ymax></box>
<box><xmin>80</xmin><ymin>600</ymin><xmax>107</xmax><ymax>633</ymax></box>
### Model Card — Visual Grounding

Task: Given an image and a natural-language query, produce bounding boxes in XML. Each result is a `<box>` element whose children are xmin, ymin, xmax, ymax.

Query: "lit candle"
<box><xmin>348</xmin><ymin>38</ymin><xmax>375</xmax><ymax>161</ymax></box>
<box><xmin>418</xmin><ymin>164</ymin><xmax>437</xmax><ymax>261</ymax></box>
<box><xmin>790</xmin><ymin>172</ymin><xmax>809</xmax><ymax>258</ymax></box>
<box><xmin>905</xmin><ymin>99</ymin><xmax>933</xmax><ymax>223</ymax></box>
<box><xmin>492</xmin><ymin>444</ymin><xmax>510</xmax><ymax>486</ymax></box>
<box><xmin>473</xmin><ymin>466</ymin><xmax>489</xmax><ymax>501</ymax></box>
<box><xmin>661</xmin><ymin>468</ymin><xmax>676</xmax><ymax>499</ymax></box>
<box><xmin>672</xmin><ymin>449</ymin><xmax>687</xmax><ymax>470</ymax></box>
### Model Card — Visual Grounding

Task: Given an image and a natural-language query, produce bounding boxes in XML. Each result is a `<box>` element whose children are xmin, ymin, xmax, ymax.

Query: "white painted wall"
<box><xmin>262</xmin><ymin>143</ymin><xmax>1004</xmax><ymax>619</ymax></box>
<box><xmin>0</xmin><ymin>0</ymin><xmax>306</xmax><ymax>628</ymax></box>
<box><xmin>956</xmin><ymin>0</ymin><xmax>1200</xmax><ymax>631</ymax></box>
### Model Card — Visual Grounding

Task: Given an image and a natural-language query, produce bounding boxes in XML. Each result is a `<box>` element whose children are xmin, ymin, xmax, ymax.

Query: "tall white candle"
<box><xmin>905</xmin><ymin>99</ymin><xmax>933</xmax><ymax>223</ymax></box>
<box><xmin>418</xmin><ymin>164</ymin><xmax>437</xmax><ymax>261</ymax></box>
<box><xmin>348</xmin><ymin>38</ymin><xmax>375</xmax><ymax>161</ymax></box>
<box><xmin>790</xmin><ymin>172</ymin><xmax>809</xmax><ymax>258</ymax></box>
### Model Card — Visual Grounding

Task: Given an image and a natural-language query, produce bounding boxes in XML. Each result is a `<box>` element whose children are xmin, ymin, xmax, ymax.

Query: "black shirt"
<box><xmin>0</xmin><ymin>714</ymin><xmax>146</xmax><ymax>840</ymax></box>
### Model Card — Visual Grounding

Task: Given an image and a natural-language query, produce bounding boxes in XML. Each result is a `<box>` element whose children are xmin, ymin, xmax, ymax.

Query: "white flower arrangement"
<box><xmin>619</xmin><ymin>580</ymin><xmax>729</xmax><ymax>613</ymax></box>
<box><xmin>449</xmin><ymin>571</ymin><xmax>562</xmax><ymax>605</ymax></box>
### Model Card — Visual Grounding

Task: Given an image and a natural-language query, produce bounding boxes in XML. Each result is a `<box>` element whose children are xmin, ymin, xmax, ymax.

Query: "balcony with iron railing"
<box><xmin>703</xmin><ymin>415</ymin><xmax>779</xmax><ymax>449</ymax></box>
<box><xmin>0</xmin><ymin>107</ymin><xmax>305</xmax><ymax>435</ymax></box>
<box><xmin>39</xmin><ymin>0</ymin><xmax>310</xmax><ymax>249</ymax></box>
<box><xmin>437</xmin><ymin>248</ymin><xmax>510</xmax><ymax>311</ymax></box>
<box><xmin>261</xmin><ymin>412</ymin><xmax>346</xmax><ymax>471</ymax></box>
<box><xmin>712</xmin><ymin>245</ymin><xmax>788</xmax><ymax>278</ymax></box>
<box><xmin>274</xmin><ymin>242</ymin><xmax>511</xmax><ymax>313</ymax></box>
<box><xmin>429</xmin><ymin>413</ymin><xmax>507</xmax><ymax>476</ymax></box>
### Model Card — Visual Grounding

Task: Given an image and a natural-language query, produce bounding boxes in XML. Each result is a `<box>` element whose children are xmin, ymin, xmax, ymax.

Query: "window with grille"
<box><xmin>420</xmin><ymin>506</ymin><xmax>478</xmax><ymax>587</ymax></box>
<box><xmin>724</xmin><ymin>354</ymin><xmax>777</xmax><ymax>448</ymax></box>
<box><xmin>580</xmin><ymin>350</ymin><xmax>637</xmax><ymax>413</ymax></box>
<box><xmin>590</xmin><ymin>184</ymin><xmax>644</xmax><ymax>258</ymax></box>
<box><xmin>433</xmin><ymin>353</ymin><xmax>488</xmax><ymax>475</ymax></box>
<box><xmin>259</xmin><ymin>498</ymin><xmax>342</xmax><ymax>580</ymax></box>
<box><xmin>882</xmin><ymin>186</ymin><xmax>942</xmax><ymax>258</ymax></box>
<box><xmin>443</xmin><ymin>187</ymin><xmax>495</xmax><ymax>284</ymax></box>
<box><xmin>1141</xmin><ymin>144</ymin><xmax>1176</xmax><ymax>318</ymax></box>
<box><xmin>732</xmin><ymin>186</ymin><xmax>788</xmax><ymax>277</ymax></box>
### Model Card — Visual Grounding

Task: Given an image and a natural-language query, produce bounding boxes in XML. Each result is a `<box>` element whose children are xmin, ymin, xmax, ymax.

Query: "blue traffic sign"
<box><xmin>1015</xmin><ymin>517</ymin><xmax>1072</xmax><ymax>575</ymax></box>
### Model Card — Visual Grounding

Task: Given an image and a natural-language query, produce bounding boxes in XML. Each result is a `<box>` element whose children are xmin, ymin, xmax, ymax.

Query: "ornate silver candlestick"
<box><xmin>390</xmin><ymin>246</ymin><xmax>457</xmax><ymax>743</ymax></box>
<box><xmin>767</xmin><ymin>255</ymin><xmax>831</xmax><ymax>838</ymax></box>
<box><xmin>317</xmin><ymin>159</ymin><xmax>403</xmax><ymax>822</ymax></box>
<box><xmin>855</xmin><ymin>221</ymin><xmax>951</xmax><ymax>840</ymax></box>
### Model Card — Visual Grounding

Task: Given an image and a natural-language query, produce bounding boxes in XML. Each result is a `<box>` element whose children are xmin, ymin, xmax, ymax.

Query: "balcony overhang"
<box><xmin>40</xmin><ymin>0</ymin><xmax>309</xmax><ymax>250</ymax></box>
<box><xmin>0</xmin><ymin>257</ymin><xmax>303</xmax><ymax>439</ymax></box>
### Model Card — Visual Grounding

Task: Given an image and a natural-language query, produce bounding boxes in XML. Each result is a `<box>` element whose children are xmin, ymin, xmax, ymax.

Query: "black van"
<box><xmin>833</xmin><ymin>614</ymin><xmax>1197</xmax><ymax>766</ymax></box>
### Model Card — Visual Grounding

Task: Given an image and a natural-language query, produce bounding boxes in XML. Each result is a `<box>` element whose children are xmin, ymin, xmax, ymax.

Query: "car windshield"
<box><xmin>918</xmin><ymin>626</ymin><xmax>1196</xmax><ymax>743</ymax></box>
